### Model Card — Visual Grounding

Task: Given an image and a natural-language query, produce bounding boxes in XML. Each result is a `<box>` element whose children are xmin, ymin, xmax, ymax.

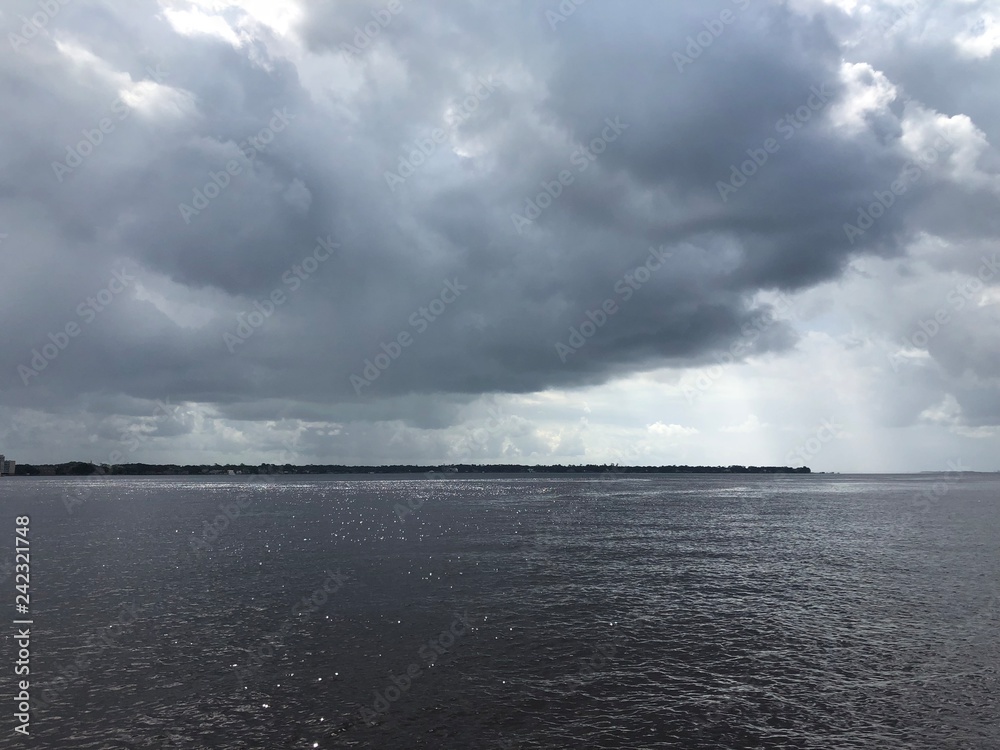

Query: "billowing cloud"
<box><xmin>0</xmin><ymin>0</ymin><xmax>998</xmax><ymax>471</ymax></box>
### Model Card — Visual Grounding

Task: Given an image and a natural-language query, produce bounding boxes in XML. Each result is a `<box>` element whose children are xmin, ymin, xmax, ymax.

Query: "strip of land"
<box><xmin>12</xmin><ymin>462</ymin><xmax>811</xmax><ymax>476</ymax></box>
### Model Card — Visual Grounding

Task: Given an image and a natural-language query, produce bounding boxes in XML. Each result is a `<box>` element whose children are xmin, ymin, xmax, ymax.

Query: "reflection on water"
<box><xmin>1</xmin><ymin>473</ymin><xmax>997</xmax><ymax>748</ymax></box>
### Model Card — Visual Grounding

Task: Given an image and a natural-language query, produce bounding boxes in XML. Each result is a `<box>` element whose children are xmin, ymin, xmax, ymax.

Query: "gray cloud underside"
<box><xmin>0</xmin><ymin>0</ymin><xmax>997</xmax><ymax>441</ymax></box>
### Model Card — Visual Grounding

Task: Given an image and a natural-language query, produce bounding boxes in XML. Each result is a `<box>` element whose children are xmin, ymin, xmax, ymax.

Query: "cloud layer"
<box><xmin>1</xmin><ymin>0</ymin><xmax>998</xmax><ymax>471</ymax></box>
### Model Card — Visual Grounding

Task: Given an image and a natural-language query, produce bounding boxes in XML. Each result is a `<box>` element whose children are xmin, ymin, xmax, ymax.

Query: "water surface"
<box><xmin>1</xmin><ymin>473</ymin><xmax>997</xmax><ymax>748</ymax></box>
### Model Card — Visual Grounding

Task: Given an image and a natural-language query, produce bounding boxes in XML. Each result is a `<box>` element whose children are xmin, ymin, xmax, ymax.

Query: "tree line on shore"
<box><xmin>13</xmin><ymin>461</ymin><xmax>811</xmax><ymax>476</ymax></box>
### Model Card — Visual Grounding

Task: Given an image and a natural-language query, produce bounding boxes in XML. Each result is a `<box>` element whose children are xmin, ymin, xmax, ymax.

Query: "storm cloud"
<box><xmin>1</xmin><ymin>0</ymin><xmax>998</xmax><ymax>471</ymax></box>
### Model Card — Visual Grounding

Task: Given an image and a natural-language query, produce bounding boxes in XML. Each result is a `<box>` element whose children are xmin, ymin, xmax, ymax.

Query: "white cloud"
<box><xmin>720</xmin><ymin>414</ymin><xmax>766</xmax><ymax>434</ymax></box>
<box><xmin>647</xmin><ymin>422</ymin><xmax>699</xmax><ymax>437</ymax></box>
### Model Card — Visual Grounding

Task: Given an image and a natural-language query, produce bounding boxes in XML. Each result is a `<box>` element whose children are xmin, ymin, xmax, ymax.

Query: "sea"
<box><xmin>0</xmin><ymin>472</ymin><xmax>997</xmax><ymax>749</ymax></box>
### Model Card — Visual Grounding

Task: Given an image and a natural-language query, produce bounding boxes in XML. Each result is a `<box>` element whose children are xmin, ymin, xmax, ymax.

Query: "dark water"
<box><xmin>1</xmin><ymin>473</ymin><xmax>998</xmax><ymax>749</ymax></box>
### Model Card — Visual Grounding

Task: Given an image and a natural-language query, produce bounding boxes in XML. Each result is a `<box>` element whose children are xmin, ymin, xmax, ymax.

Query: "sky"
<box><xmin>1</xmin><ymin>0</ymin><xmax>998</xmax><ymax>472</ymax></box>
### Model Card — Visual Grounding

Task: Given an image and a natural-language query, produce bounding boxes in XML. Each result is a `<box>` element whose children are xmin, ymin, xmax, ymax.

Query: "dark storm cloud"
<box><xmin>0</xmin><ymin>0</ymin><xmax>997</xmax><ymax>445</ymax></box>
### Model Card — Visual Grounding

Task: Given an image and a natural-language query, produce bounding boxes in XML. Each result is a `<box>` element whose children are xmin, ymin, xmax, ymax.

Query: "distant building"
<box><xmin>0</xmin><ymin>456</ymin><xmax>14</xmax><ymax>476</ymax></box>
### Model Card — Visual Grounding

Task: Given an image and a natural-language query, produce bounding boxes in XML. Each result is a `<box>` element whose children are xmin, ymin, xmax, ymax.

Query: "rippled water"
<box><xmin>1</xmin><ymin>473</ymin><xmax>998</xmax><ymax>748</ymax></box>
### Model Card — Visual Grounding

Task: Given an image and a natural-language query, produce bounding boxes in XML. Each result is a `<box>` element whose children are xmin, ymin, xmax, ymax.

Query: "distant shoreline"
<box><xmin>10</xmin><ymin>461</ymin><xmax>812</xmax><ymax>477</ymax></box>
